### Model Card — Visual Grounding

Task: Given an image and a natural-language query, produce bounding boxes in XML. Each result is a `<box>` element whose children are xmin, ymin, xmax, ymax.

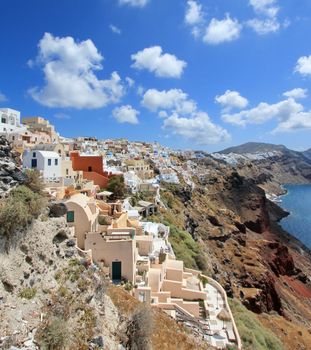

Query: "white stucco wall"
<box><xmin>0</xmin><ymin>108</ymin><xmax>27</xmax><ymax>134</ymax></box>
<box><xmin>23</xmin><ymin>150</ymin><xmax>61</xmax><ymax>180</ymax></box>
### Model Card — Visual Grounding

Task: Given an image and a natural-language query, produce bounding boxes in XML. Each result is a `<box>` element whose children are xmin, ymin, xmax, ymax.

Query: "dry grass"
<box><xmin>259</xmin><ymin>313</ymin><xmax>311</xmax><ymax>350</ymax></box>
<box><xmin>108</xmin><ymin>285</ymin><xmax>212</xmax><ymax>350</ymax></box>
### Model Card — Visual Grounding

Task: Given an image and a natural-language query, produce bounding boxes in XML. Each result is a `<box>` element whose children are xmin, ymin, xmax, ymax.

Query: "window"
<box><xmin>1</xmin><ymin>117</ymin><xmax>6</xmax><ymax>124</ymax></box>
<box><xmin>138</xmin><ymin>292</ymin><xmax>146</xmax><ymax>302</ymax></box>
<box><xmin>66</xmin><ymin>211</ymin><xmax>74</xmax><ymax>223</ymax></box>
<box><xmin>48</xmin><ymin>159</ymin><xmax>51</xmax><ymax>166</ymax></box>
<box><xmin>33</xmin><ymin>152</ymin><xmax>36</xmax><ymax>158</ymax></box>
<box><xmin>88</xmin><ymin>166</ymin><xmax>92</xmax><ymax>172</ymax></box>
<box><xmin>66</xmin><ymin>169</ymin><xmax>69</xmax><ymax>175</ymax></box>
<box><xmin>55</xmin><ymin>159</ymin><xmax>58</xmax><ymax>166</ymax></box>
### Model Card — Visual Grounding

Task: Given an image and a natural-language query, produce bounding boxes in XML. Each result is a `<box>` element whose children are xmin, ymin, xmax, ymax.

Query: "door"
<box><xmin>112</xmin><ymin>261</ymin><xmax>121</xmax><ymax>281</ymax></box>
<box><xmin>31</xmin><ymin>159</ymin><xmax>37</xmax><ymax>168</ymax></box>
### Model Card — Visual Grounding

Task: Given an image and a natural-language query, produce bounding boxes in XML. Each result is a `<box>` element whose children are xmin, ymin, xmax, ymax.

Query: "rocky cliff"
<box><xmin>0</xmin><ymin>215</ymin><xmax>210</xmax><ymax>350</ymax></box>
<box><xmin>215</xmin><ymin>142</ymin><xmax>311</xmax><ymax>190</ymax></box>
<box><xmin>0</xmin><ymin>136</ymin><xmax>26</xmax><ymax>197</ymax></box>
<box><xmin>159</xmin><ymin>154</ymin><xmax>311</xmax><ymax>350</ymax></box>
<box><xmin>0</xmin><ymin>139</ymin><xmax>210</xmax><ymax>350</ymax></box>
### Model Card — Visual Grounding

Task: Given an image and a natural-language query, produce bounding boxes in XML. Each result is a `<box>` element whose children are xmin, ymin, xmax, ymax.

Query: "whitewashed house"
<box><xmin>23</xmin><ymin>150</ymin><xmax>61</xmax><ymax>181</ymax></box>
<box><xmin>124</xmin><ymin>171</ymin><xmax>142</xmax><ymax>193</ymax></box>
<box><xmin>0</xmin><ymin>108</ymin><xmax>27</xmax><ymax>134</ymax></box>
<box><xmin>157</xmin><ymin>168</ymin><xmax>180</xmax><ymax>184</ymax></box>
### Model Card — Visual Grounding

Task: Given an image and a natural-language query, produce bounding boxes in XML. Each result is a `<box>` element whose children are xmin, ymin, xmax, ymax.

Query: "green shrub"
<box><xmin>0</xmin><ymin>185</ymin><xmax>45</xmax><ymax>237</ymax></box>
<box><xmin>0</xmin><ymin>199</ymin><xmax>29</xmax><ymax>236</ymax></box>
<box><xmin>168</xmin><ymin>224</ymin><xmax>201</xmax><ymax>269</ymax></box>
<box><xmin>11</xmin><ymin>186</ymin><xmax>44</xmax><ymax>216</ymax></box>
<box><xmin>229</xmin><ymin>299</ymin><xmax>284</xmax><ymax>350</ymax></box>
<box><xmin>98</xmin><ymin>215</ymin><xmax>109</xmax><ymax>225</ymax></box>
<box><xmin>124</xmin><ymin>281</ymin><xmax>134</xmax><ymax>291</ymax></box>
<box><xmin>24</xmin><ymin>169</ymin><xmax>45</xmax><ymax>194</ymax></box>
<box><xmin>198</xmin><ymin>274</ymin><xmax>208</xmax><ymax>287</ymax></box>
<box><xmin>19</xmin><ymin>287</ymin><xmax>37</xmax><ymax>299</ymax></box>
<box><xmin>37</xmin><ymin>317</ymin><xmax>68</xmax><ymax>350</ymax></box>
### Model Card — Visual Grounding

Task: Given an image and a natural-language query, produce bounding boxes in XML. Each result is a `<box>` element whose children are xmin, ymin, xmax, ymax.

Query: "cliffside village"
<box><xmin>0</xmin><ymin>107</ymin><xmax>241</xmax><ymax>349</ymax></box>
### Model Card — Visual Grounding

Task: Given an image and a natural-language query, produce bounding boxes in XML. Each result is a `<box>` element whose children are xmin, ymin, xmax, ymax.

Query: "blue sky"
<box><xmin>0</xmin><ymin>0</ymin><xmax>311</xmax><ymax>152</ymax></box>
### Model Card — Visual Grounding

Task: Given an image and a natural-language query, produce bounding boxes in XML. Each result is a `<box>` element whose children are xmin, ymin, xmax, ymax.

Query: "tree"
<box><xmin>107</xmin><ymin>175</ymin><xmax>125</xmax><ymax>199</ymax></box>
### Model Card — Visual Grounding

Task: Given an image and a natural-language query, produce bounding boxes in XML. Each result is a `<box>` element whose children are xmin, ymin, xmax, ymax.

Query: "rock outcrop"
<box><xmin>161</xmin><ymin>153</ymin><xmax>311</xmax><ymax>349</ymax></box>
<box><xmin>0</xmin><ymin>136</ymin><xmax>26</xmax><ymax>197</ymax></box>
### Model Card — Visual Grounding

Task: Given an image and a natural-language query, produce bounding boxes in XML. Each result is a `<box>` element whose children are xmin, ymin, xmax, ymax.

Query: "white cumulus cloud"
<box><xmin>283</xmin><ymin>88</ymin><xmax>308</xmax><ymax>100</ymax></box>
<box><xmin>222</xmin><ymin>96</ymin><xmax>311</xmax><ymax>133</ymax></box>
<box><xmin>295</xmin><ymin>55</ymin><xmax>311</xmax><ymax>76</ymax></box>
<box><xmin>137</xmin><ymin>85</ymin><xmax>145</xmax><ymax>96</ymax></box>
<box><xmin>28</xmin><ymin>33</ymin><xmax>125</xmax><ymax>109</ymax></box>
<box><xmin>141</xmin><ymin>88</ymin><xmax>196</xmax><ymax>114</ymax></box>
<box><xmin>185</xmin><ymin>0</ymin><xmax>203</xmax><ymax>25</ymax></box>
<box><xmin>203</xmin><ymin>14</ymin><xmax>242</xmax><ymax>45</ymax></box>
<box><xmin>247</xmin><ymin>18</ymin><xmax>280</xmax><ymax>35</ymax></box>
<box><xmin>215</xmin><ymin>90</ymin><xmax>249</xmax><ymax>111</ymax></box>
<box><xmin>119</xmin><ymin>0</ymin><xmax>149</xmax><ymax>7</ymax></box>
<box><xmin>163</xmin><ymin>112</ymin><xmax>230</xmax><ymax>145</ymax></box>
<box><xmin>112</xmin><ymin>105</ymin><xmax>139</xmax><ymax>124</ymax></box>
<box><xmin>249</xmin><ymin>0</ymin><xmax>279</xmax><ymax>18</ymax></box>
<box><xmin>125</xmin><ymin>77</ymin><xmax>135</xmax><ymax>87</ymax></box>
<box><xmin>247</xmin><ymin>0</ymin><xmax>285</xmax><ymax>35</ymax></box>
<box><xmin>110</xmin><ymin>24</ymin><xmax>121</xmax><ymax>34</ymax></box>
<box><xmin>273</xmin><ymin>112</ymin><xmax>311</xmax><ymax>133</ymax></box>
<box><xmin>131</xmin><ymin>46</ymin><xmax>187</xmax><ymax>78</ymax></box>
<box><xmin>142</xmin><ymin>87</ymin><xmax>230</xmax><ymax>145</ymax></box>
<box><xmin>222</xmin><ymin>98</ymin><xmax>303</xmax><ymax>126</ymax></box>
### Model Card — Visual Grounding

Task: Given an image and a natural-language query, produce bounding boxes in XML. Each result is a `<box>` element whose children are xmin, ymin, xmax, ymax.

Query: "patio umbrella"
<box><xmin>217</xmin><ymin>308</ymin><xmax>231</xmax><ymax>329</ymax></box>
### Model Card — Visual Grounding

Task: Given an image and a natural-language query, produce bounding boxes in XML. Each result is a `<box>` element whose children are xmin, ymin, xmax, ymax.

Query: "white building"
<box><xmin>23</xmin><ymin>150</ymin><xmax>61</xmax><ymax>181</ymax></box>
<box><xmin>157</xmin><ymin>169</ymin><xmax>180</xmax><ymax>184</ymax></box>
<box><xmin>124</xmin><ymin>171</ymin><xmax>142</xmax><ymax>193</ymax></box>
<box><xmin>0</xmin><ymin>108</ymin><xmax>27</xmax><ymax>134</ymax></box>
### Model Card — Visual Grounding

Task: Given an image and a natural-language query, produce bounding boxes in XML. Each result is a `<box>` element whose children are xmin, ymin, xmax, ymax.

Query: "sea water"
<box><xmin>280</xmin><ymin>184</ymin><xmax>311</xmax><ymax>249</ymax></box>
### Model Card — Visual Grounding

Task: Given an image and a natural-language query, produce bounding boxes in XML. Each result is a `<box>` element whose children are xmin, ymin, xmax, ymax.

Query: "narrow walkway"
<box><xmin>204</xmin><ymin>283</ymin><xmax>235</xmax><ymax>349</ymax></box>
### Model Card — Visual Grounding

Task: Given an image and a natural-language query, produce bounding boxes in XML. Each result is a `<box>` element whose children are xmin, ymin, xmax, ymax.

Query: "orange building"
<box><xmin>70</xmin><ymin>151</ymin><xmax>113</xmax><ymax>188</ymax></box>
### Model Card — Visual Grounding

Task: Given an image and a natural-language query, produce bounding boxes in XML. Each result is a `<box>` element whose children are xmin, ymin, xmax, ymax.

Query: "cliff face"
<box><xmin>0</xmin><ymin>216</ymin><xmax>210</xmax><ymax>350</ymax></box>
<box><xmin>303</xmin><ymin>148</ymin><xmax>311</xmax><ymax>160</ymax></box>
<box><xmin>216</xmin><ymin>142</ymin><xmax>311</xmax><ymax>188</ymax></box>
<box><xmin>0</xmin><ymin>136</ymin><xmax>26</xmax><ymax>197</ymax></box>
<box><xmin>162</xmin><ymin>155</ymin><xmax>311</xmax><ymax>350</ymax></box>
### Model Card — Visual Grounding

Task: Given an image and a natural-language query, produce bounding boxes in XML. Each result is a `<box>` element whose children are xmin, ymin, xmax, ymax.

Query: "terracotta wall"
<box><xmin>83</xmin><ymin>171</ymin><xmax>109</xmax><ymax>189</ymax></box>
<box><xmin>71</xmin><ymin>152</ymin><xmax>106</xmax><ymax>175</ymax></box>
<box><xmin>70</xmin><ymin>152</ymin><xmax>113</xmax><ymax>188</ymax></box>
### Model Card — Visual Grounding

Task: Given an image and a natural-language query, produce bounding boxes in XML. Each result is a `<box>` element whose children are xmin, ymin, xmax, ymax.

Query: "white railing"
<box><xmin>202</xmin><ymin>275</ymin><xmax>242</xmax><ymax>349</ymax></box>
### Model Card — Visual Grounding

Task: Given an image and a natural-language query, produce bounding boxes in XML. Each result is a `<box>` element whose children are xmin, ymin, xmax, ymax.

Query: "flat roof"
<box><xmin>35</xmin><ymin>150</ymin><xmax>60</xmax><ymax>158</ymax></box>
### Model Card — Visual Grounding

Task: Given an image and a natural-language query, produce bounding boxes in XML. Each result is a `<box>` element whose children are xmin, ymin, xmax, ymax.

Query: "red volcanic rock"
<box><xmin>242</xmin><ymin>273</ymin><xmax>284</xmax><ymax>315</ymax></box>
<box><xmin>268</xmin><ymin>244</ymin><xmax>296</xmax><ymax>277</ymax></box>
